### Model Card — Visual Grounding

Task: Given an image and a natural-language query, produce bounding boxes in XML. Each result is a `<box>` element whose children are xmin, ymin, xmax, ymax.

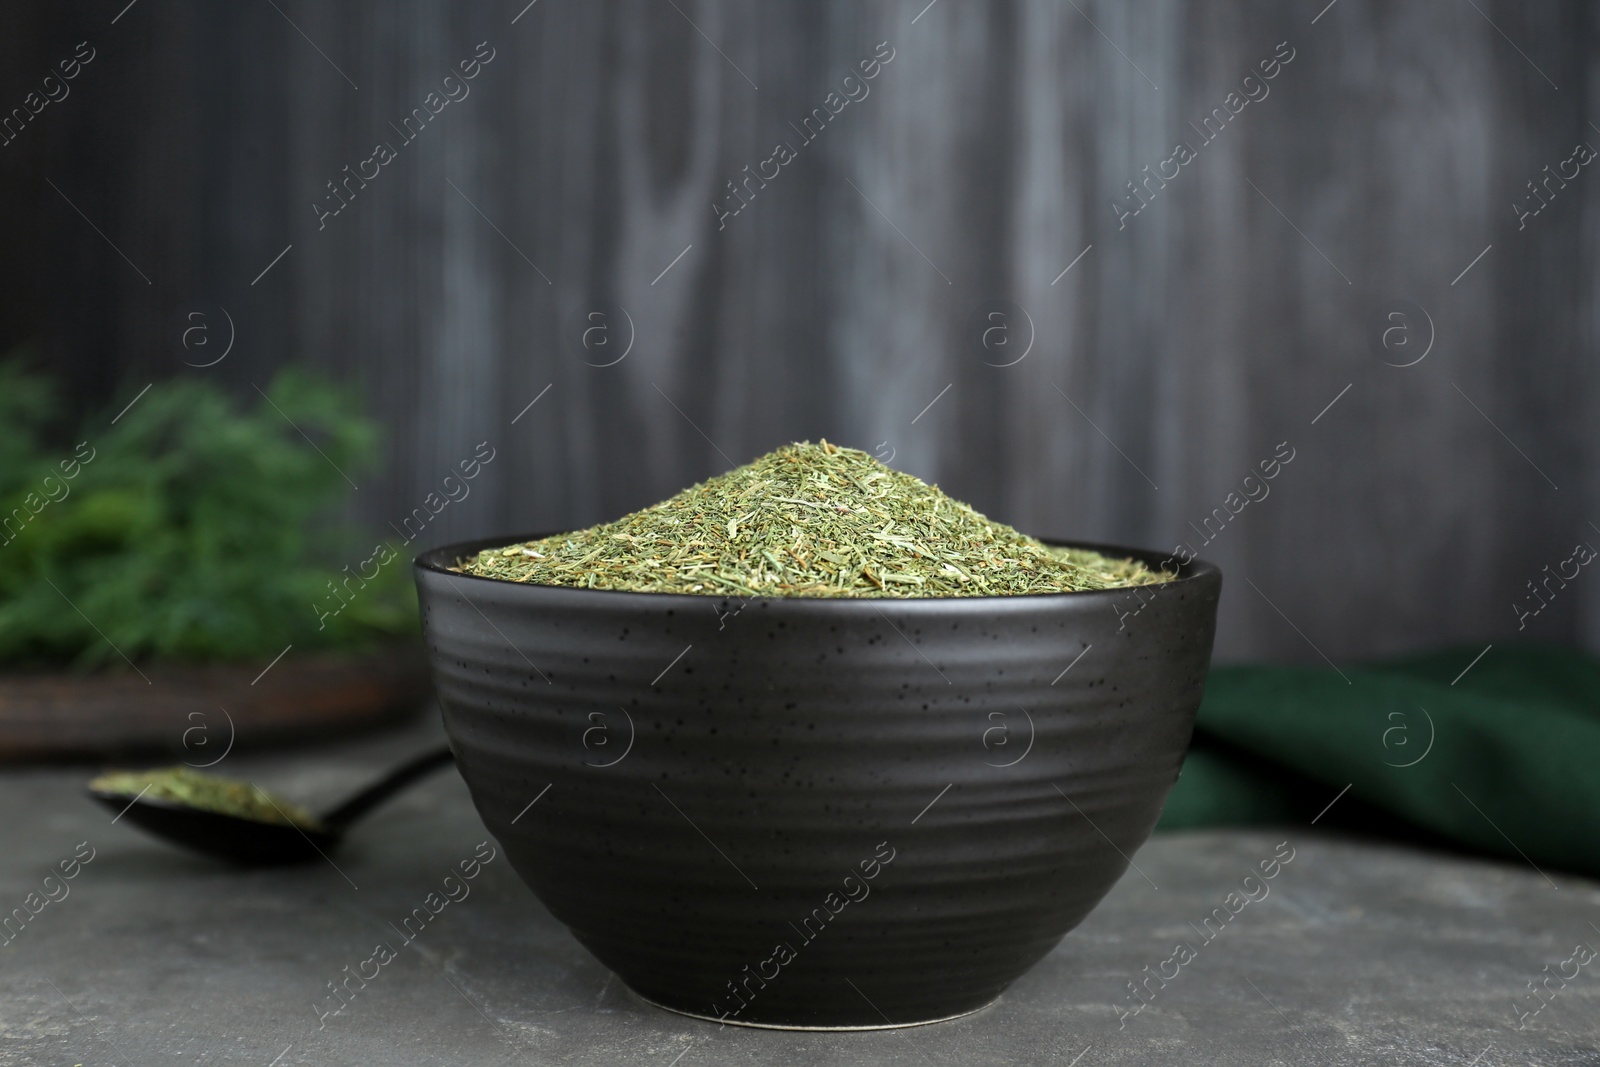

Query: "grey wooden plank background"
<box><xmin>2</xmin><ymin>0</ymin><xmax>1595</xmax><ymax>665</ymax></box>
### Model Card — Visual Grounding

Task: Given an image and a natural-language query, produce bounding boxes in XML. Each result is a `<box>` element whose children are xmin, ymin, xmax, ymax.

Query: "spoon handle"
<box><xmin>319</xmin><ymin>746</ymin><xmax>455</xmax><ymax>832</ymax></box>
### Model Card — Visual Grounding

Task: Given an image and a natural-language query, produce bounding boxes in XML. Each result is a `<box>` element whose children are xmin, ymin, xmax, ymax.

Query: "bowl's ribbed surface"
<box><xmin>416</xmin><ymin>538</ymin><xmax>1221</xmax><ymax>1028</ymax></box>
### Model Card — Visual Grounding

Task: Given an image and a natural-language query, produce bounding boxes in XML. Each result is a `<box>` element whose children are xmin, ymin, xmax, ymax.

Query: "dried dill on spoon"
<box><xmin>90</xmin><ymin>767</ymin><xmax>324</xmax><ymax>830</ymax></box>
<box><xmin>462</xmin><ymin>441</ymin><xmax>1173</xmax><ymax>597</ymax></box>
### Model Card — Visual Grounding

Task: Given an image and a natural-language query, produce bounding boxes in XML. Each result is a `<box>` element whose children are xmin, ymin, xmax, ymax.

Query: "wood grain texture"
<box><xmin>3</xmin><ymin>0</ymin><xmax>1594</xmax><ymax>664</ymax></box>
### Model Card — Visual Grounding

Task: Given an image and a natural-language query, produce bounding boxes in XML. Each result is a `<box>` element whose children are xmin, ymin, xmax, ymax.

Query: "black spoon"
<box><xmin>89</xmin><ymin>746</ymin><xmax>455</xmax><ymax>866</ymax></box>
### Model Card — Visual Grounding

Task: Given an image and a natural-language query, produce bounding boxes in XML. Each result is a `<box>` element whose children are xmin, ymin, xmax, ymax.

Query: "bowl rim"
<box><xmin>414</xmin><ymin>533</ymin><xmax>1220</xmax><ymax>609</ymax></box>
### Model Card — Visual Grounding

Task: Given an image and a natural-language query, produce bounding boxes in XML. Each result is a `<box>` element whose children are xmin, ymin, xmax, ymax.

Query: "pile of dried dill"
<box><xmin>462</xmin><ymin>441</ymin><xmax>1174</xmax><ymax>597</ymax></box>
<box><xmin>90</xmin><ymin>767</ymin><xmax>324</xmax><ymax>830</ymax></box>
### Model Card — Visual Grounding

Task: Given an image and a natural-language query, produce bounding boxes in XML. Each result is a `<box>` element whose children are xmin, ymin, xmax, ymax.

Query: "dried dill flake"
<box><xmin>463</xmin><ymin>441</ymin><xmax>1174</xmax><ymax>598</ymax></box>
<box><xmin>90</xmin><ymin>767</ymin><xmax>324</xmax><ymax>830</ymax></box>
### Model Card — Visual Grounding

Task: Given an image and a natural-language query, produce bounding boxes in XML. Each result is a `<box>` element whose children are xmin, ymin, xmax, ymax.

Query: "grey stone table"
<box><xmin>3</xmin><ymin>712</ymin><xmax>1597</xmax><ymax>1066</ymax></box>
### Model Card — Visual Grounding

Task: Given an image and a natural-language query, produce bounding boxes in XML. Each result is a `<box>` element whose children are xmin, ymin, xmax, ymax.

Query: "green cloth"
<box><xmin>1157</xmin><ymin>644</ymin><xmax>1600</xmax><ymax>879</ymax></box>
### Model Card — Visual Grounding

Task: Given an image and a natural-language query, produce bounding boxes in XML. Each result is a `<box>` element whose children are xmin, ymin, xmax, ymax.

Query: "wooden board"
<box><xmin>0</xmin><ymin>643</ymin><xmax>433</xmax><ymax>762</ymax></box>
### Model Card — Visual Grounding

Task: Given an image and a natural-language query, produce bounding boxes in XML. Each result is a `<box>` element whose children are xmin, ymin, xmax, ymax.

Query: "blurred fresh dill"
<box><xmin>0</xmin><ymin>363</ymin><xmax>415</xmax><ymax>669</ymax></box>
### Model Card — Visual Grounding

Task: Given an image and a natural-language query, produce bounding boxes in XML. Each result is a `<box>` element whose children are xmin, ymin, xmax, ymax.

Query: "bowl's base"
<box><xmin>626</xmin><ymin>984</ymin><xmax>1000</xmax><ymax>1031</ymax></box>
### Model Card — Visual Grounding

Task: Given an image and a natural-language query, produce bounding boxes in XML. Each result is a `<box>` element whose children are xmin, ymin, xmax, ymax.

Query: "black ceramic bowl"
<box><xmin>416</xmin><ymin>537</ymin><xmax>1221</xmax><ymax>1030</ymax></box>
